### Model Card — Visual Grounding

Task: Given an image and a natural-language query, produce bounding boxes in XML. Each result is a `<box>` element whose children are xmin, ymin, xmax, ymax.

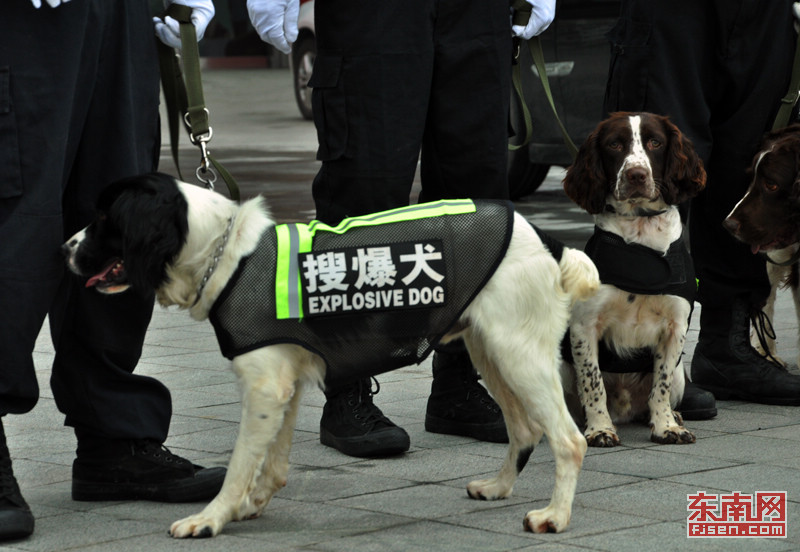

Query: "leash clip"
<box><xmin>195</xmin><ymin>139</ymin><xmax>218</xmax><ymax>191</ymax></box>
<box><xmin>184</xmin><ymin>110</ymin><xmax>217</xmax><ymax>191</ymax></box>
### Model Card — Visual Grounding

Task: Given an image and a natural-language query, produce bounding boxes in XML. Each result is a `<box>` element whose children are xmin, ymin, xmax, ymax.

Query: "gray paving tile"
<box><xmin>581</xmin><ymin>447</ymin><xmax>739</xmax><ymax>480</ymax></box>
<box><xmin>303</xmin><ymin>520</ymin><xmax>539</xmax><ymax>552</ymax></box>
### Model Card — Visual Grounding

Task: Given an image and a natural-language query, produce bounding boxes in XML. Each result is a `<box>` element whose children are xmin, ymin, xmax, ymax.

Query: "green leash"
<box><xmin>509</xmin><ymin>0</ymin><xmax>578</xmax><ymax>160</ymax></box>
<box><xmin>156</xmin><ymin>4</ymin><xmax>240</xmax><ymax>201</ymax></box>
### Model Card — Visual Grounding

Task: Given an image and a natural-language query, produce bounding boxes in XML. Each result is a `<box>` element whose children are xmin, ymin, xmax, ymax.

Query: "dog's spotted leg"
<box><xmin>570</xmin><ymin>330</ymin><xmax>619</xmax><ymax>447</ymax></box>
<box><xmin>649</xmin><ymin>329</ymin><xmax>695</xmax><ymax>445</ymax></box>
<box><xmin>170</xmin><ymin>353</ymin><xmax>299</xmax><ymax>538</ymax></box>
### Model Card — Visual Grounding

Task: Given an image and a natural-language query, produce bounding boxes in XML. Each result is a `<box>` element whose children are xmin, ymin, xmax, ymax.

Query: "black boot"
<box><xmin>72</xmin><ymin>438</ymin><xmax>226</xmax><ymax>502</ymax></box>
<box><xmin>691</xmin><ymin>299</ymin><xmax>800</xmax><ymax>405</ymax></box>
<box><xmin>676</xmin><ymin>382</ymin><xmax>717</xmax><ymax>420</ymax></box>
<box><xmin>425</xmin><ymin>349</ymin><xmax>508</xmax><ymax>443</ymax></box>
<box><xmin>320</xmin><ymin>378</ymin><xmax>410</xmax><ymax>457</ymax></box>
<box><xmin>0</xmin><ymin>419</ymin><xmax>34</xmax><ymax>541</ymax></box>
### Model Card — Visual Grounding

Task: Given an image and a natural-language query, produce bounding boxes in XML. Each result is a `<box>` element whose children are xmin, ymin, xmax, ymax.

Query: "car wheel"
<box><xmin>508</xmin><ymin>148</ymin><xmax>550</xmax><ymax>199</ymax></box>
<box><xmin>292</xmin><ymin>36</ymin><xmax>316</xmax><ymax>120</ymax></box>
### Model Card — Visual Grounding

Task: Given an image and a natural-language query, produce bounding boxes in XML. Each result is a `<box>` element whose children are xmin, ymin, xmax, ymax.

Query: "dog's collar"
<box><xmin>760</xmin><ymin>246</ymin><xmax>800</xmax><ymax>267</ymax></box>
<box><xmin>193</xmin><ymin>216</ymin><xmax>235</xmax><ymax>306</ymax></box>
<box><xmin>603</xmin><ymin>204</ymin><xmax>667</xmax><ymax>217</ymax></box>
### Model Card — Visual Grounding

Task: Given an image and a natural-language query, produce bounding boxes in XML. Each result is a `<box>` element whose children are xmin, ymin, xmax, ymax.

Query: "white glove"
<box><xmin>512</xmin><ymin>0</ymin><xmax>556</xmax><ymax>40</ymax></box>
<box><xmin>153</xmin><ymin>0</ymin><xmax>215</xmax><ymax>49</ymax></box>
<box><xmin>30</xmin><ymin>0</ymin><xmax>71</xmax><ymax>8</ymax></box>
<box><xmin>247</xmin><ymin>0</ymin><xmax>299</xmax><ymax>55</ymax></box>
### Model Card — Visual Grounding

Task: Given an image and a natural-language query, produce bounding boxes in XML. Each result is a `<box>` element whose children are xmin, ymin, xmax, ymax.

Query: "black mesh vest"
<box><xmin>208</xmin><ymin>200</ymin><xmax>514</xmax><ymax>385</ymax></box>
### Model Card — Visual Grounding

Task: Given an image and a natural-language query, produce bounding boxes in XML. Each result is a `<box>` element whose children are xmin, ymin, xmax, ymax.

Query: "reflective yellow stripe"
<box><xmin>307</xmin><ymin>199</ymin><xmax>477</xmax><ymax>236</ymax></box>
<box><xmin>275</xmin><ymin>223</ymin><xmax>313</xmax><ymax>319</ymax></box>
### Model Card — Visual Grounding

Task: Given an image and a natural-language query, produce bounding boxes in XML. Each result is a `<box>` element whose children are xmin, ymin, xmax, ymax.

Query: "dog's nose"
<box><xmin>722</xmin><ymin>216</ymin><xmax>740</xmax><ymax>235</ymax></box>
<box><xmin>625</xmin><ymin>167</ymin><xmax>648</xmax><ymax>185</ymax></box>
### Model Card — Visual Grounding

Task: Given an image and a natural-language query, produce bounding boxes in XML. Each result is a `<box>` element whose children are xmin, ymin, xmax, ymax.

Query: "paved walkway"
<box><xmin>4</xmin><ymin>68</ymin><xmax>799</xmax><ymax>551</ymax></box>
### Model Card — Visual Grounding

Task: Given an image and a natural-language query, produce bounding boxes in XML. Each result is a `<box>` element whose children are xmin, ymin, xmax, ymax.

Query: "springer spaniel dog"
<box><xmin>562</xmin><ymin>112</ymin><xmax>706</xmax><ymax>446</ymax></box>
<box><xmin>62</xmin><ymin>173</ymin><xmax>600</xmax><ymax>537</ymax></box>
<box><xmin>724</xmin><ymin>123</ymin><xmax>800</xmax><ymax>367</ymax></box>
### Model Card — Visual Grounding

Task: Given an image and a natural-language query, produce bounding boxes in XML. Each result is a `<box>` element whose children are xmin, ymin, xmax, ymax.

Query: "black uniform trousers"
<box><xmin>309</xmin><ymin>0</ymin><xmax>512</xmax><ymax>226</ymax></box>
<box><xmin>604</xmin><ymin>0</ymin><xmax>795</xmax><ymax>308</ymax></box>
<box><xmin>0</xmin><ymin>0</ymin><xmax>171</xmax><ymax>442</ymax></box>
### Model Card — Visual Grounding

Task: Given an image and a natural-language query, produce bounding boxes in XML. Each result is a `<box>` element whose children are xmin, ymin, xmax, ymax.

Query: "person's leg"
<box><xmin>309</xmin><ymin>0</ymin><xmax>435</xmax><ymax>456</ymax></box>
<box><xmin>47</xmin><ymin>0</ymin><xmax>168</xmax><ymax>446</ymax></box>
<box><xmin>41</xmin><ymin>0</ymin><xmax>224</xmax><ymax>501</ymax></box>
<box><xmin>0</xmin><ymin>1</ymin><xmax>93</xmax><ymax>539</ymax></box>
<box><xmin>419</xmin><ymin>0</ymin><xmax>512</xmax><ymax>442</ymax></box>
<box><xmin>311</xmin><ymin>0</ymin><xmax>433</xmax><ymax>223</ymax></box>
<box><xmin>418</xmin><ymin>0</ymin><xmax>511</xmax><ymax>203</ymax></box>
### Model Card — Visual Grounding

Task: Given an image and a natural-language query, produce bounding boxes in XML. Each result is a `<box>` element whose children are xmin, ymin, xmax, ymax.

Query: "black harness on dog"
<box><xmin>562</xmin><ymin>226</ymin><xmax>695</xmax><ymax>373</ymax></box>
<box><xmin>208</xmin><ymin>200</ymin><xmax>526</xmax><ymax>385</ymax></box>
<box><xmin>585</xmin><ymin>226</ymin><xmax>695</xmax><ymax>302</ymax></box>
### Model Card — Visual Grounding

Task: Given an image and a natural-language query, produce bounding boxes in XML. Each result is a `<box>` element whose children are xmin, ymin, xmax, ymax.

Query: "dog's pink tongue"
<box><xmin>85</xmin><ymin>260</ymin><xmax>117</xmax><ymax>288</ymax></box>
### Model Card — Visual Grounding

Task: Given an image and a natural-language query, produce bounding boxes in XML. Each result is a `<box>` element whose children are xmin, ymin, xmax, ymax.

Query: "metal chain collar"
<box><xmin>193</xmin><ymin>216</ymin><xmax>235</xmax><ymax>306</ymax></box>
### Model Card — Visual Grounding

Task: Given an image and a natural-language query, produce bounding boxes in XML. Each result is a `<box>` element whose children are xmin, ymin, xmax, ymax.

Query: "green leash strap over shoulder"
<box><xmin>156</xmin><ymin>4</ymin><xmax>240</xmax><ymax>201</ymax></box>
<box><xmin>772</xmin><ymin>33</ymin><xmax>800</xmax><ymax>130</ymax></box>
<box><xmin>509</xmin><ymin>0</ymin><xmax>578</xmax><ymax>161</ymax></box>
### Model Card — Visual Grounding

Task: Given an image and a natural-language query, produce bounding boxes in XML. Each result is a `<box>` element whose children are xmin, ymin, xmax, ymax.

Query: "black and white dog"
<box><xmin>63</xmin><ymin>173</ymin><xmax>599</xmax><ymax>538</ymax></box>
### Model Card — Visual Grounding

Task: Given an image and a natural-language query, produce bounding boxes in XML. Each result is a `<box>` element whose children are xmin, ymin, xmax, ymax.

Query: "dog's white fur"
<box><xmin>65</xmin><ymin>179</ymin><xmax>600</xmax><ymax>538</ymax></box>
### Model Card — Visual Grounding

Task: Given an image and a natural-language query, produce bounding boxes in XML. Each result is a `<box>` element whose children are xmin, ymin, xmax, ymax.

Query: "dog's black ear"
<box><xmin>563</xmin><ymin>129</ymin><xmax>608</xmax><ymax>214</ymax></box>
<box><xmin>106</xmin><ymin>174</ymin><xmax>189</xmax><ymax>292</ymax></box>
<box><xmin>662</xmin><ymin>117</ymin><xmax>706</xmax><ymax>205</ymax></box>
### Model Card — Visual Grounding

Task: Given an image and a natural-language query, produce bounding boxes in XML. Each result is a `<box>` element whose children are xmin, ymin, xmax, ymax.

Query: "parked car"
<box><xmin>290</xmin><ymin>0</ymin><xmax>620</xmax><ymax>198</ymax></box>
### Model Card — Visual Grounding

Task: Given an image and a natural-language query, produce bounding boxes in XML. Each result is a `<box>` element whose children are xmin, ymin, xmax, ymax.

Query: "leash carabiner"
<box><xmin>184</xmin><ymin>110</ymin><xmax>217</xmax><ymax>190</ymax></box>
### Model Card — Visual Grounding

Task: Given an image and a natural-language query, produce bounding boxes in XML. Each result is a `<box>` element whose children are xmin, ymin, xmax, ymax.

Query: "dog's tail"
<box><xmin>558</xmin><ymin>248</ymin><xmax>600</xmax><ymax>304</ymax></box>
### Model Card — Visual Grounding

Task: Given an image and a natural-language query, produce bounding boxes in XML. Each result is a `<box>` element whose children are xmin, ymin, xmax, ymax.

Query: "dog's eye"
<box><xmin>646</xmin><ymin>139</ymin><xmax>662</xmax><ymax>150</ymax></box>
<box><xmin>763</xmin><ymin>179</ymin><xmax>779</xmax><ymax>192</ymax></box>
<box><xmin>607</xmin><ymin>140</ymin><xmax>623</xmax><ymax>151</ymax></box>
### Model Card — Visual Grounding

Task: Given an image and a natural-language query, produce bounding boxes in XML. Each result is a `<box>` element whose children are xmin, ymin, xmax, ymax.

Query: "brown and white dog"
<box><xmin>62</xmin><ymin>173</ymin><xmax>599</xmax><ymax>538</ymax></box>
<box><xmin>562</xmin><ymin>112</ymin><xmax>706</xmax><ymax>446</ymax></box>
<box><xmin>724</xmin><ymin>124</ymin><xmax>800</xmax><ymax>366</ymax></box>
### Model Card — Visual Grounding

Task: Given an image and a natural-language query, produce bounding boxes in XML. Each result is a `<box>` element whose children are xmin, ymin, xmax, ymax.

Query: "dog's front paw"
<box><xmin>584</xmin><ymin>428</ymin><xmax>620</xmax><ymax>447</ymax></box>
<box><xmin>523</xmin><ymin>506</ymin><xmax>570</xmax><ymax>533</ymax></box>
<box><xmin>650</xmin><ymin>426</ymin><xmax>695</xmax><ymax>445</ymax></box>
<box><xmin>467</xmin><ymin>477</ymin><xmax>513</xmax><ymax>501</ymax></box>
<box><xmin>169</xmin><ymin>514</ymin><xmax>225</xmax><ymax>539</ymax></box>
